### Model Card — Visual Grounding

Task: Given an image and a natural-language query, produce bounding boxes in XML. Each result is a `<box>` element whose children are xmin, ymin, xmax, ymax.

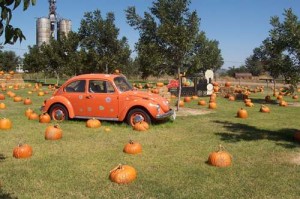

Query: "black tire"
<box><xmin>126</xmin><ymin>108</ymin><xmax>151</xmax><ymax>126</ymax></box>
<box><xmin>49</xmin><ymin>104</ymin><xmax>69</xmax><ymax>121</ymax></box>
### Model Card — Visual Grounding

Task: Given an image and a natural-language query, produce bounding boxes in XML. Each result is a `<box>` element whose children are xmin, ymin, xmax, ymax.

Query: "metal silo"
<box><xmin>36</xmin><ymin>17</ymin><xmax>51</xmax><ymax>46</ymax></box>
<box><xmin>57</xmin><ymin>19</ymin><xmax>72</xmax><ymax>41</ymax></box>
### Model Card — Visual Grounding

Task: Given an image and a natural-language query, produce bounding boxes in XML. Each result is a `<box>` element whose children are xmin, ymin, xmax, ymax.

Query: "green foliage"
<box><xmin>245</xmin><ymin>47</ymin><xmax>265</xmax><ymax>76</ymax></box>
<box><xmin>0</xmin><ymin>0</ymin><xmax>36</xmax><ymax>44</ymax></box>
<box><xmin>226</xmin><ymin>65</ymin><xmax>248</xmax><ymax>77</ymax></box>
<box><xmin>78</xmin><ymin>10</ymin><xmax>131</xmax><ymax>74</ymax></box>
<box><xmin>0</xmin><ymin>50</ymin><xmax>20</xmax><ymax>71</ymax></box>
<box><xmin>126</xmin><ymin>0</ymin><xmax>223</xmax><ymax>79</ymax></box>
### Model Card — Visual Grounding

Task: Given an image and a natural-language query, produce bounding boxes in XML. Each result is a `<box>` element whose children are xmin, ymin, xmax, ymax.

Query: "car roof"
<box><xmin>65</xmin><ymin>73</ymin><xmax>123</xmax><ymax>83</ymax></box>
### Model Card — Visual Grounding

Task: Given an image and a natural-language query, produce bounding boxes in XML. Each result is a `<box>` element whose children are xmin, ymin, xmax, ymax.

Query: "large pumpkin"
<box><xmin>208</xmin><ymin>145</ymin><xmax>232</xmax><ymax>167</ymax></box>
<box><xmin>13</xmin><ymin>144</ymin><xmax>32</xmax><ymax>159</ymax></box>
<box><xmin>45</xmin><ymin>125</ymin><xmax>63</xmax><ymax>140</ymax></box>
<box><xmin>0</xmin><ymin>118</ymin><xmax>12</xmax><ymax>130</ymax></box>
<box><xmin>133</xmin><ymin>121</ymin><xmax>149</xmax><ymax>131</ymax></box>
<box><xmin>123</xmin><ymin>140</ymin><xmax>142</xmax><ymax>154</ymax></box>
<box><xmin>109</xmin><ymin>164</ymin><xmax>137</xmax><ymax>184</ymax></box>
<box><xmin>86</xmin><ymin>118</ymin><xmax>101</xmax><ymax>128</ymax></box>
<box><xmin>237</xmin><ymin>108</ymin><xmax>248</xmax><ymax>118</ymax></box>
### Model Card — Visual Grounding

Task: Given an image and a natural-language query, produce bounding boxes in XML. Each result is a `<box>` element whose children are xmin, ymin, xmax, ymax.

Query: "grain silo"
<box><xmin>36</xmin><ymin>17</ymin><xmax>51</xmax><ymax>46</ymax></box>
<box><xmin>57</xmin><ymin>19</ymin><xmax>72</xmax><ymax>41</ymax></box>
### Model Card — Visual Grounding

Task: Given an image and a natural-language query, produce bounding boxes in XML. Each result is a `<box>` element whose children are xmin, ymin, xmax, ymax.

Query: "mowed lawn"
<box><xmin>0</xmin><ymin>84</ymin><xmax>300</xmax><ymax>199</ymax></box>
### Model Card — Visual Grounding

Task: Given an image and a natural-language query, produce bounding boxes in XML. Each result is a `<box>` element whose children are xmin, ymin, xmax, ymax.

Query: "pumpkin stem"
<box><xmin>110</xmin><ymin>164</ymin><xmax>122</xmax><ymax>173</ymax></box>
<box><xmin>129</xmin><ymin>139</ymin><xmax>134</xmax><ymax>144</ymax></box>
<box><xmin>218</xmin><ymin>144</ymin><xmax>225</xmax><ymax>152</ymax></box>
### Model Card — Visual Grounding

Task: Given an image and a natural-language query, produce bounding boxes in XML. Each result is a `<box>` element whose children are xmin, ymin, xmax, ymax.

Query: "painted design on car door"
<box><xmin>63</xmin><ymin>80</ymin><xmax>87</xmax><ymax>116</ymax></box>
<box><xmin>86</xmin><ymin>80</ymin><xmax>119</xmax><ymax>118</ymax></box>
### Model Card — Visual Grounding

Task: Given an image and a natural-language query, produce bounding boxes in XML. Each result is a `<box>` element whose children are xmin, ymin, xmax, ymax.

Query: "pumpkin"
<box><xmin>244</xmin><ymin>98</ymin><xmax>251</xmax><ymax>103</ymax></box>
<box><xmin>208</xmin><ymin>145</ymin><xmax>232</xmax><ymax>167</ymax></box>
<box><xmin>133</xmin><ymin>121</ymin><xmax>149</xmax><ymax>131</ymax></box>
<box><xmin>265</xmin><ymin>95</ymin><xmax>271</xmax><ymax>102</ymax></box>
<box><xmin>208</xmin><ymin>102</ymin><xmax>217</xmax><ymax>109</ymax></box>
<box><xmin>45</xmin><ymin>125</ymin><xmax>63</xmax><ymax>140</ymax></box>
<box><xmin>245</xmin><ymin>101</ymin><xmax>254</xmax><ymax>107</ymax></box>
<box><xmin>279</xmin><ymin>100</ymin><xmax>288</xmax><ymax>107</ymax></box>
<box><xmin>260</xmin><ymin>105</ymin><xmax>270</xmax><ymax>113</ymax></box>
<box><xmin>177</xmin><ymin>100</ymin><xmax>184</xmax><ymax>107</ymax></box>
<box><xmin>109</xmin><ymin>164</ymin><xmax>137</xmax><ymax>184</ymax></box>
<box><xmin>23</xmin><ymin>98</ymin><xmax>32</xmax><ymax>105</ymax></box>
<box><xmin>228</xmin><ymin>96</ymin><xmax>235</xmax><ymax>101</ymax></box>
<box><xmin>292</xmin><ymin>95</ymin><xmax>298</xmax><ymax>100</ymax></box>
<box><xmin>13</xmin><ymin>96</ymin><xmax>22</xmax><ymax>102</ymax></box>
<box><xmin>0</xmin><ymin>118</ymin><xmax>12</xmax><ymax>130</ymax></box>
<box><xmin>213</xmin><ymin>86</ymin><xmax>220</xmax><ymax>92</ymax></box>
<box><xmin>28</xmin><ymin>112</ymin><xmax>39</xmax><ymax>120</ymax></box>
<box><xmin>123</xmin><ymin>140</ymin><xmax>142</xmax><ymax>154</ymax></box>
<box><xmin>86</xmin><ymin>118</ymin><xmax>101</xmax><ymax>128</ymax></box>
<box><xmin>183</xmin><ymin>96</ymin><xmax>191</xmax><ymax>102</ymax></box>
<box><xmin>104</xmin><ymin>127</ymin><xmax>111</xmax><ymax>132</ymax></box>
<box><xmin>198</xmin><ymin>100</ymin><xmax>206</xmax><ymax>106</ymax></box>
<box><xmin>294</xmin><ymin>131</ymin><xmax>300</xmax><ymax>142</ymax></box>
<box><xmin>39</xmin><ymin>112</ymin><xmax>51</xmax><ymax>123</ymax></box>
<box><xmin>38</xmin><ymin>91</ymin><xmax>45</xmax><ymax>96</ymax></box>
<box><xmin>156</xmin><ymin>82</ymin><xmax>164</xmax><ymax>87</ymax></box>
<box><xmin>277</xmin><ymin>95</ymin><xmax>283</xmax><ymax>101</ymax></box>
<box><xmin>0</xmin><ymin>94</ymin><xmax>5</xmax><ymax>100</ymax></box>
<box><xmin>225</xmin><ymin>82</ymin><xmax>231</xmax><ymax>87</ymax></box>
<box><xmin>237</xmin><ymin>108</ymin><xmax>248</xmax><ymax>118</ymax></box>
<box><xmin>13</xmin><ymin>144</ymin><xmax>32</xmax><ymax>159</ymax></box>
<box><xmin>191</xmin><ymin>95</ymin><xmax>198</xmax><ymax>100</ymax></box>
<box><xmin>25</xmin><ymin>108</ymin><xmax>34</xmax><ymax>117</ymax></box>
<box><xmin>0</xmin><ymin>103</ymin><xmax>6</xmax><ymax>109</ymax></box>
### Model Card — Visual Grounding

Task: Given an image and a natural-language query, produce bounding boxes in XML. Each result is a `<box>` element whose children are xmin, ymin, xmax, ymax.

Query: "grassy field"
<box><xmin>0</xmin><ymin>84</ymin><xmax>300</xmax><ymax>199</ymax></box>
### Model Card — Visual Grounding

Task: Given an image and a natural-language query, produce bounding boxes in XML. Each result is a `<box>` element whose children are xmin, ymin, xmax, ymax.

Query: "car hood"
<box><xmin>126</xmin><ymin>90</ymin><xmax>171</xmax><ymax>112</ymax></box>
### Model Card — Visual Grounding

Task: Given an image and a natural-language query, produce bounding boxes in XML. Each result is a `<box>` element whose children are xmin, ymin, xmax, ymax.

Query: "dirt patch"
<box><xmin>173</xmin><ymin>107</ymin><xmax>212</xmax><ymax>117</ymax></box>
<box><xmin>288</xmin><ymin>102</ymin><xmax>300</xmax><ymax>107</ymax></box>
<box><xmin>290</xmin><ymin>153</ymin><xmax>300</xmax><ymax>165</ymax></box>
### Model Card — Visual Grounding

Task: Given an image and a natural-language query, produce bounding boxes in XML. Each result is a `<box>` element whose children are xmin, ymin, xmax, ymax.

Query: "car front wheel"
<box><xmin>49</xmin><ymin>104</ymin><xmax>69</xmax><ymax>121</ymax></box>
<box><xmin>126</xmin><ymin>108</ymin><xmax>151</xmax><ymax>126</ymax></box>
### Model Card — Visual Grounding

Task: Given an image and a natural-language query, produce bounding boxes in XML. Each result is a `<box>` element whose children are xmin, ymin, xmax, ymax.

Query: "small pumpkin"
<box><xmin>225</xmin><ymin>82</ymin><xmax>231</xmax><ymax>87</ymax></box>
<box><xmin>123</xmin><ymin>140</ymin><xmax>142</xmax><ymax>154</ymax></box>
<box><xmin>109</xmin><ymin>164</ymin><xmax>137</xmax><ymax>184</ymax></box>
<box><xmin>28</xmin><ymin>112</ymin><xmax>39</xmax><ymax>120</ymax></box>
<box><xmin>260</xmin><ymin>105</ymin><xmax>270</xmax><ymax>113</ymax></box>
<box><xmin>198</xmin><ymin>100</ymin><xmax>206</xmax><ymax>106</ymax></box>
<box><xmin>265</xmin><ymin>95</ymin><xmax>271</xmax><ymax>102</ymax></box>
<box><xmin>292</xmin><ymin>95</ymin><xmax>298</xmax><ymax>100</ymax></box>
<box><xmin>245</xmin><ymin>101</ymin><xmax>254</xmax><ymax>107</ymax></box>
<box><xmin>86</xmin><ymin>118</ymin><xmax>101</xmax><ymax>128</ymax></box>
<box><xmin>45</xmin><ymin>125</ymin><xmax>63</xmax><ymax>140</ymax></box>
<box><xmin>13</xmin><ymin>143</ymin><xmax>32</xmax><ymax>159</ymax></box>
<box><xmin>133</xmin><ymin>121</ymin><xmax>149</xmax><ymax>131</ymax></box>
<box><xmin>13</xmin><ymin>96</ymin><xmax>22</xmax><ymax>102</ymax></box>
<box><xmin>237</xmin><ymin>108</ymin><xmax>248</xmax><ymax>118</ymax></box>
<box><xmin>0</xmin><ymin>94</ymin><xmax>5</xmax><ymax>100</ymax></box>
<box><xmin>39</xmin><ymin>112</ymin><xmax>51</xmax><ymax>123</ymax></box>
<box><xmin>183</xmin><ymin>96</ymin><xmax>191</xmax><ymax>102</ymax></box>
<box><xmin>23</xmin><ymin>98</ymin><xmax>32</xmax><ymax>105</ymax></box>
<box><xmin>208</xmin><ymin>102</ymin><xmax>217</xmax><ymax>109</ymax></box>
<box><xmin>0</xmin><ymin>118</ymin><xmax>12</xmax><ymax>130</ymax></box>
<box><xmin>208</xmin><ymin>145</ymin><xmax>232</xmax><ymax>167</ymax></box>
<box><xmin>37</xmin><ymin>91</ymin><xmax>45</xmax><ymax>96</ymax></box>
<box><xmin>279</xmin><ymin>100</ymin><xmax>288</xmax><ymax>107</ymax></box>
<box><xmin>25</xmin><ymin>108</ymin><xmax>34</xmax><ymax>117</ymax></box>
<box><xmin>0</xmin><ymin>102</ymin><xmax>6</xmax><ymax>109</ymax></box>
<box><xmin>228</xmin><ymin>96</ymin><xmax>235</xmax><ymax>101</ymax></box>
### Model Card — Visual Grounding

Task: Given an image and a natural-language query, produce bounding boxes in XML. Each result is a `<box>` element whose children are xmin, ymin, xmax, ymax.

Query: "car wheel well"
<box><xmin>126</xmin><ymin>106</ymin><xmax>153</xmax><ymax>126</ymax></box>
<box><xmin>48</xmin><ymin>103</ymin><xmax>69</xmax><ymax>118</ymax></box>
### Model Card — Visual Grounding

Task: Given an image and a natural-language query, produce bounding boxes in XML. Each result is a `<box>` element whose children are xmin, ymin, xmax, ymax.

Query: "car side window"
<box><xmin>89</xmin><ymin>80</ymin><xmax>115</xmax><ymax>93</ymax></box>
<box><xmin>65</xmin><ymin>80</ymin><xmax>86</xmax><ymax>93</ymax></box>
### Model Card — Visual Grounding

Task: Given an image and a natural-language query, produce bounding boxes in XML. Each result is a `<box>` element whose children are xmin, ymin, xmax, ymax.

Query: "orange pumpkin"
<box><xmin>109</xmin><ymin>164</ymin><xmax>137</xmax><ymax>184</ymax></box>
<box><xmin>260</xmin><ymin>105</ymin><xmax>270</xmax><ymax>113</ymax></box>
<box><xmin>177</xmin><ymin>100</ymin><xmax>184</xmax><ymax>107</ymax></box>
<box><xmin>279</xmin><ymin>100</ymin><xmax>288</xmax><ymax>107</ymax></box>
<box><xmin>228</xmin><ymin>96</ymin><xmax>235</xmax><ymax>101</ymax></box>
<box><xmin>23</xmin><ymin>98</ymin><xmax>32</xmax><ymax>105</ymax></box>
<box><xmin>13</xmin><ymin>96</ymin><xmax>22</xmax><ymax>102</ymax></box>
<box><xmin>208</xmin><ymin>145</ymin><xmax>232</xmax><ymax>167</ymax></box>
<box><xmin>0</xmin><ymin>118</ymin><xmax>12</xmax><ymax>130</ymax></box>
<box><xmin>133</xmin><ymin>121</ymin><xmax>149</xmax><ymax>131</ymax></box>
<box><xmin>245</xmin><ymin>101</ymin><xmax>254</xmax><ymax>107</ymax></box>
<box><xmin>13</xmin><ymin>144</ymin><xmax>32</xmax><ymax>159</ymax></box>
<box><xmin>183</xmin><ymin>96</ymin><xmax>191</xmax><ymax>102</ymax></box>
<box><xmin>39</xmin><ymin>112</ymin><xmax>51</xmax><ymax>123</ymax></box>
<box><xmin>208</xmin><ymin>102</ymin><xmax>217</xmax><ymax>109</ymax></box>
<box><xmin>225</xmin><ymin>82</ymin><xmax>231</xmax><ymax>87</ymax></box>
<box><xmin>28</xmin><ymin>112</ymin><xmax>39</xmax><ymax>120</ymax></box>
<box><xmin>0</xmin><ymin>103</ymin><xmax>6</xmax><ymax>109</ymax></box>
<box><xmin>237</xmin><ymin>108</ymin><xmax>248</xmax><ymax>118</ymax></box>
<box><xmin>198</xmin><ymin>100</ymin><xmax>206</xmax><ymax>106</ymax></box>
<box><xmin>0</xmin><ymin>93</ymin><xmax>5</xmax><ymax>100</ymax></box>
<box><xmin>265</xmin><ymin>95</ymin><xmax>271</xmax><ymax>102</ymax></box>
<box><xmin>45</xmin><ymin>125</ymin><xmax>63</xmax><ymax>140</ymax></box>
<box><xmin>25</xmin><ymin>108</ymin><xmax>34</xmax><ymax>117</ymax></box>
<box><xmin>86</xmin><ymin>118</ymin><xmax>101</xmax><ymax>128</ymax></box>
<box><xmin>292</xmin><ymin>95</ymin><xmax>298</xmax><ymax>100</ymax></box>
<box><xmin>123</xmin><ymin>140</ymin><xmax>142</xmax><ymax>154</ymax></box>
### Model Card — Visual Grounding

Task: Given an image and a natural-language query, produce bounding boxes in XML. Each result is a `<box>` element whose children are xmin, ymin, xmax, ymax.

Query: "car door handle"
<box><xmin>86</xmin><ymin>95</ymin><xmax>93</xmax><ymax>99</ymax></box>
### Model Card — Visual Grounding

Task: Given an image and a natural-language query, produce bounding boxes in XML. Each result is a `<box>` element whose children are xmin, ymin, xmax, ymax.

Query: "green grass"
<box><xmin>0</xmin><ymin>84</ymin><xmax>300</xmax><ymax>199</ymax></box>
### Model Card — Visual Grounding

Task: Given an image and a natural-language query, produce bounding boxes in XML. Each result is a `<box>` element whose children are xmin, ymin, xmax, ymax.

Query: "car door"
<box><xmin>63</xmin><ymin>79</ymin><xmax>88</xmax><ymax>116</ymax></box>
<box><xmin>85</xmin><ymin>79</ymin><xmax>119</xmax><ymax>119</ymax></box>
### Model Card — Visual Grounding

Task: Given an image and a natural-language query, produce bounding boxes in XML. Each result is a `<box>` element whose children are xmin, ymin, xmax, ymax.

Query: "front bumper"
<box><xmin>155</xmin><ymin>109</ymin><xmax>175</xmax><ymax>120</ymax></box>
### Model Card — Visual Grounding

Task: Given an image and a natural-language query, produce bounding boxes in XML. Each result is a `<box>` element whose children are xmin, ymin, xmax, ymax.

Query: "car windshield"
<box><xmin>114</xmin><ymin>76</ymin><xmax>132</xmax><ymax>92</ymax></box>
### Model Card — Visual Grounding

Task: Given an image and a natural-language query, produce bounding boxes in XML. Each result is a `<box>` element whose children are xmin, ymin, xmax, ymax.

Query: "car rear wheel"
<box><xmin>49</xmin><ymin>104</ymin><xmax>69</xmax><ymax>121</ymax></box>
<box><xmin>126</xmin><ymin>108</ymin><xmax>151</xmax><ymax>126</ymax></box>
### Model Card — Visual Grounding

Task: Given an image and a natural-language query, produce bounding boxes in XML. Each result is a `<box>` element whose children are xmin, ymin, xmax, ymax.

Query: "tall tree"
<box><xmin>261</xmin><ymin>9</ymin><xmax>300</xmax><ymax>92</ymax></box>
<box><xmin>78</xmin><ymin>10</ymin><xmax>131</xmax><ymax>74</ymax></box>
<box><xmin>0</xmin><ymin>0</ymin><xmax>36</xmax><ymax>44</ymax></box>
<box><xmin>244</xmin><ymin>47</ymin><xmax>265</xmax><ymax>76</ymax></box>
<box><xmin>23</xmin><ymin>45</ymin><xmax>47</xmax><ymax>73</ymax></box>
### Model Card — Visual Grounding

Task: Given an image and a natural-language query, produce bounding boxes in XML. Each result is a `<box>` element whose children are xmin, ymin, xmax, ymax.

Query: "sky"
<box><xmin>1</xmin><ymin>0</ymin><xmax>300</xmax><ymax>69</ymax></box>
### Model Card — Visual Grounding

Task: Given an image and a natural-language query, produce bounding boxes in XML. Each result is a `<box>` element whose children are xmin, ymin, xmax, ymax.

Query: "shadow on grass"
<box><xmin>0</xmin><ymin>188</ymin><xmax>17</xmax><ymax>199</ymax></box>
<box><xmin>0</xmin><ymin>154</ymin><xmax>5</xmax><ymax>162</ymax></box>
<box><xmin>213</xmin><ymin>120</ymin><xmax>299</xmax><ymax>148</ymax></box>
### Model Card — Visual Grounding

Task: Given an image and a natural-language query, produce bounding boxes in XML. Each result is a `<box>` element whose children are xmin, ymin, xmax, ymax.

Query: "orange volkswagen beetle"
<box><xmin>42</xmin><ymin>74</ymin><xmax>174</xmax><ymax>126</ymax></box>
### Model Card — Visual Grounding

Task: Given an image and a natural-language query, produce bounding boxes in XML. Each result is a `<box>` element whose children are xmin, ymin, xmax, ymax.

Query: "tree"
<box><xmin>260</xmin><ymin>9</ymin><xmax>300</xmax><ymax>92</ymax></box>
<box><xmin>23</xmin><ymin>45</ymin><xmax>47</xmax><ymax>74</ymax></box>
<box><xmin>0</xmin><ymin>50</ymin><xmax>20</xmax><ymax>71</ymax></box>
<box><xmin>78</xmin><ymin>10</ymin><xmax>131</xmax><ymax>74</ymax></box>
<box><xmin>0</xmin><ymin>0</ymin><xmax>36</xmax><ymax>44</ymax></box>
<box><xmin>244</xmin><ymin>47</ymin><xmax>265</xmax><ymax>76</ymax></box>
